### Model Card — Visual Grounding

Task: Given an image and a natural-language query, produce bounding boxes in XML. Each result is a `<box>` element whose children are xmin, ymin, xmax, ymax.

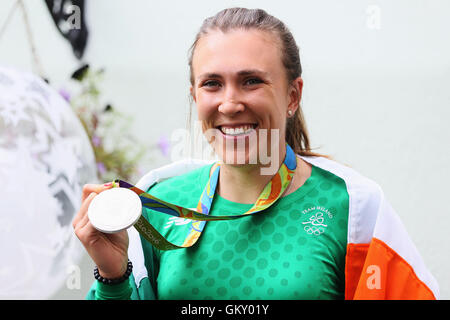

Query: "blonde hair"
<box><xmin>187</xmin><ymin>7</ymin><xmax>328</xmax><ymax>158</ymax></box>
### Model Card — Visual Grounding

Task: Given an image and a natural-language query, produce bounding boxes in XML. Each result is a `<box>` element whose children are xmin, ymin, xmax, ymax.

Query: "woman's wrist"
<box><xmin>95</xmin><ymin>256</ymin><xmax>129</xmax><ymax>278</ymax></box>
<box><xmin>94</xmin><ymin>260</ymin><xmax>132</xmax><ymax>285</ymax></box>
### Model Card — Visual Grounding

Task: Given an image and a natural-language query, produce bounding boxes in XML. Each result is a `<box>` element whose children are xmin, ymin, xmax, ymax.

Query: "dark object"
<box><xmin>94</xmin><ymin>260</ymin><xmax>133</xmax><ymax>285</ymax></box>
<box><xmin>71</xmin><ymin>63</ymin><xmax>89</xmax><ymax>81</ymax></box>
<box><xmin>104</xmin><ymin>104</ymin><xmax>113</xmax><ymax>112</ymax></box>
<box><xmin>44</xmin><ymin>0</ymin><xmax>88</xmax><ymax>59</ymax></box>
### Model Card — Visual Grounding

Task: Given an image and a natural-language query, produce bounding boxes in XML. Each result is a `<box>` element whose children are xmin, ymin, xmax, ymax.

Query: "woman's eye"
<box><xmin>202</xmin><ymin>80</ymin><xmax>220</xmax><ymax>87</ymax></box>
<box><xmin>245</xmin><ymin>78</ymin><xmax>263</xmax><ymax>85</ymax></box>
<box><xmin>201</xmin><ymin>78</ymin><xmax>263</xmax><ymax>88</ymax></box>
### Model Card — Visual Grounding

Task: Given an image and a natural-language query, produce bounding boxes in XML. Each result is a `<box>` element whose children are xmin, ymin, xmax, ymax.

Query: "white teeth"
<box><xmin>221</xmin><ymin>125</ymin><xmax>255</xmax><ymax>136</ymax></box>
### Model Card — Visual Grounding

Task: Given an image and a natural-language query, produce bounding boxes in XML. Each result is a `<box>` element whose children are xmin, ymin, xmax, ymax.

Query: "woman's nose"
<box><xmin>218</xmin><ymin>87</ymin><xmax>245</xmax><ymax>115</ymax></box>
<box><xmin>218</xmin><ymin>100</ymin><xmax>245</xmax><ymax>115</ymax></box>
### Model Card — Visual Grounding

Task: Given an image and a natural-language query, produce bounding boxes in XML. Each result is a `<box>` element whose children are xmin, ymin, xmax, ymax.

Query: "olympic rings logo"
<box><xmin>301</xmin><ymin>211</ymin><xmax>329</xmax><ymax>236</ymax></box>
<box><xmin>303</xmin><ymin>225</ymin><xmax>325</xmax><ymax>235</ymax></box>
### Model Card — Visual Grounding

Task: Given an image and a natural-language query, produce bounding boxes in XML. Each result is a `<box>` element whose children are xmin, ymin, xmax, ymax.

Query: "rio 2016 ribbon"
<box><xmin>92</xmin><ymin>143</ymin><xmax>297</xmax><ymax>250</ymax></box>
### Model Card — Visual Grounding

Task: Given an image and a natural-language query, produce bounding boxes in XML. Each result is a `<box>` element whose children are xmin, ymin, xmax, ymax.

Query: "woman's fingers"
<box><xmin>73</xmin><ymin>192</ymin><xmax>97</xmax><ymax>231</ymax></box>
<box><xmin>82</xmin><ymin>183</ymin><xmax>111</xmax><ymax>202</ymax></box>
<box><xmin>73</xmin><ymin>183</ymin><xmax>113</xmax><ymax>229</ymax></box>
<box><xmin>72</xmin><ymin>191</ymin><xmax>94</xmax><ymax>229</ymax></box>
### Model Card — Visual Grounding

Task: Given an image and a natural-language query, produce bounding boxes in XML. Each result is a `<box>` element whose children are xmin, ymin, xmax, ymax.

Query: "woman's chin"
<box><xmin>217</xmin><ymin>150</ymin><xmax>258</xmax><ymax>166</ymax></box>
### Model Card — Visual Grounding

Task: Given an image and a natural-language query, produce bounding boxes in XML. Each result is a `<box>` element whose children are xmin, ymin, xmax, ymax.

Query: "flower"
<box><xmin>96</xmin><ymin>162</ymin><xmax>106</xmax><ymax>176</ymax></box>
<box><xmin>157</xmin><ymin>134</ymin><xmax>170</xmax><ymax>157</ymax></box>
<box><xmin>68</xmin><ymin>65</ymin><xmax>152</xmax><ymax>182</ymax></box>
<box><xmin>91</xmin><ymin>135</ymin><xmax>101</xmax><ymax>147</ymax></box>
<box><xmin>58</xmin><ymin>88</ymin><xmax>71</xmax><ymax>102</ymax></box>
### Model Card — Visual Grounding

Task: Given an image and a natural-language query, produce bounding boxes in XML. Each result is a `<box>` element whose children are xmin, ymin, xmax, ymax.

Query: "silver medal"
<box><xmin>88</xmin><ymin>188</ymin><xmax>142</xmax><ymax>233</ymax></box>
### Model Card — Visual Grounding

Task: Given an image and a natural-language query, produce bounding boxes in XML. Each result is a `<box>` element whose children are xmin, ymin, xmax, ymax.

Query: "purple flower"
<box><xmin>58</xmin><ymin>88</ymin><xmax>71</xmax><ymax>102</ymax></box>
<box><xmin>97</xmin><ymin>162</ymin><xmax>106</xmax><ymax>175</ymax></box>
<box><xmin>157</xmin><ymin>134</ymin><xmax>170</xmax><ymax>157</ymax></box>
<box><xmin>92</xmin><ymin>135</ymin><xmax>102</xmax><ymax>147</ymax></box>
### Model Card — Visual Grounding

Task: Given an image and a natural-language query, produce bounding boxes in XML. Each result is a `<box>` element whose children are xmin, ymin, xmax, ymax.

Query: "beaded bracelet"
<box><xmin>94</xmin><ymin>260</ymin><xmax>133</xmax><ymax>285</ymax></box>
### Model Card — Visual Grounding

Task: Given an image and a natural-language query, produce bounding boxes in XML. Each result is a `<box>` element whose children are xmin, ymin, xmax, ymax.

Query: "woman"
<box><xmin>74</xmin><ymin>7</ymin><xmax>439</xmax><ymax>300</ymax></box>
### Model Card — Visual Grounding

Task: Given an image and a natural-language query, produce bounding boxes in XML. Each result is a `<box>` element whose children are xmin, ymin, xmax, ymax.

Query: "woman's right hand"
<box><xmin>72</xmin><ymin>183</ymin><xmax>130</xmax><ymax>279</ymax></box>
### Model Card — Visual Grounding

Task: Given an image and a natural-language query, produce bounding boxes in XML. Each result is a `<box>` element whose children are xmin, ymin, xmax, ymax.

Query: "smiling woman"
<box><xmin>76</xmin><ymin>7</ymin><xmax>439</xmax><ymax>301</ymax></box>
<box><xmin>187</xmin><ymin>9</ymin><xmax>319</xmax><ymax>163</ymax></box>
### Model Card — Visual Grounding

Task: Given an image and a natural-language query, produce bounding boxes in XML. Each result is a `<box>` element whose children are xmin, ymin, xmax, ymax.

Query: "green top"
<box><xmin>87</xmin><ymin>161</ymin><xmax>349</xmax><ymax>300</ymax></box>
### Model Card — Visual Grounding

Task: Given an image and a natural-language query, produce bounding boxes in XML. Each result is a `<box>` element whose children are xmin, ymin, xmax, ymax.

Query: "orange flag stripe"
<box><xmin>345</xmin><ymin>238</ymin><xmax>436</xmax><ymax>300</ymax></box>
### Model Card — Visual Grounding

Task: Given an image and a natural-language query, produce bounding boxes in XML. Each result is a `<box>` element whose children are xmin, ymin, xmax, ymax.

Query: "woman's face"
<box><xmin>190</xmin><ymin>29</ymin><xmax>302</xmax><ymax>167</ymax></box>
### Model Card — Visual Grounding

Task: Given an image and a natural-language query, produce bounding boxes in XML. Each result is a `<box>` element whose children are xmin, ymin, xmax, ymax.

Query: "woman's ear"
<box><xmin>288</xmin><ymin>77</ymin><xmax>303</xmax><ymax>113</ymax></box>
<box><xmin>190</xmin><ymin>86</ymin><xmax>197</xmax><ymax>103</ymax></box>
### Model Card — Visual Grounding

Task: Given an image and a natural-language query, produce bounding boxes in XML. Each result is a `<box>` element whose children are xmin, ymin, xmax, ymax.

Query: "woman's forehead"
<box><xmin>192</xmin><ymin>29</ymin><xmax>283</xmax><ymax>80</ymax></box>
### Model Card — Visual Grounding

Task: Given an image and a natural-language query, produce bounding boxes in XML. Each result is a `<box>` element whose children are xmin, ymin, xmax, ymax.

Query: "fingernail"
<box><xmin>103</xmin><ymin>182</ymin><xmax>112</xmax><ymax>187</ymax></box>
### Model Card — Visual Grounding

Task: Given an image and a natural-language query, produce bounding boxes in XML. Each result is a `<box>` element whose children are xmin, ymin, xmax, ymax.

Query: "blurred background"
<box><xmin>0</xmin><ymin>0</ymin><xmax>448</xmax><ymax>299</ymax></box>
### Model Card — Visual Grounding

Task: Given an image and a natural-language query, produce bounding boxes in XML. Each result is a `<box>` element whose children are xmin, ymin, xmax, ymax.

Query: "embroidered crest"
<box><xmin>301</xmin><ymin>206</ymin><xmax>334</xmax><ymax>236</ymax></box>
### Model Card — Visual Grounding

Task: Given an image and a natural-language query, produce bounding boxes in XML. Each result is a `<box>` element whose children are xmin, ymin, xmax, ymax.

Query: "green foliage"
<box><xmin>68</xmin><ymin>65</ymin><xmax>150</xmax><ymax>182</ymax></box>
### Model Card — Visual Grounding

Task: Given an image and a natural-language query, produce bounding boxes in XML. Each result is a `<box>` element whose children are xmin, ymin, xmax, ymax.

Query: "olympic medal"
<box><xmin>88</xmin><ymin>187</ymin><xmax>142</xmax><ymax>233</ymax></box>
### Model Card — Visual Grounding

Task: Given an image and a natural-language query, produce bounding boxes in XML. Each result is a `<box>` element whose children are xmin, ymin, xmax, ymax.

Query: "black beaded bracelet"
<box><xmin>94</xmin><ymin>260</ymin><xmax>133</xmax><ymax>285</ymax></box>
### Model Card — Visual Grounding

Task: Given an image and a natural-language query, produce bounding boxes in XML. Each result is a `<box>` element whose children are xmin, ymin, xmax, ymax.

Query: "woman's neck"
<box><xmin>216</xmin><ymin>164</ymin><xmax>274</xmax><ymax>204</ymax></box>
<box><xmin>215</xmin><ymin>149</ymin><xmax>287</xmax><ymax>204</ymax></box>
<box><xmin>214</xmin><ymin>155</ymin><xmax>311</xmax><ymax>204</ymax></box>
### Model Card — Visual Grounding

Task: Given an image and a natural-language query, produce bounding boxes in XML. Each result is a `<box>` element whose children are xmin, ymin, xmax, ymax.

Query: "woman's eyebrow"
<box><xmin>197</xmin><ymin>69</ymin><xmax>270</xmax><ymax>80</ymax></box>
<box><xmin>237</xmin><ymin>69</ymin><xmax>270</xmax><ymax>77</ymax></box>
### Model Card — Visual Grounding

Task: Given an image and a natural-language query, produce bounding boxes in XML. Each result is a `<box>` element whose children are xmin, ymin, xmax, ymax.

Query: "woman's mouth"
<box><xmin>217</xmin><ymin>123</ymin><xmax>258</xmax><ymax>136</ymax></box>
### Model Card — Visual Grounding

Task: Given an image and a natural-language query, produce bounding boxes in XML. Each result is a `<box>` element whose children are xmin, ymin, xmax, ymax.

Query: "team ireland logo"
<box><xmin>301</xmin><ymin>206</ymin><xmax>334</xmax><ymax>236</ymax></box>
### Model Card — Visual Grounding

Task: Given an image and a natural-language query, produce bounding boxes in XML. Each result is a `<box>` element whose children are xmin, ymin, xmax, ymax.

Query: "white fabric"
<box><xmin>372</xmin><ymin>192</ymin><xmax>440</xmax><ymax>298</ymax></box>
<box><xmin>298</xmin><ymin>155</ymin><xmax>381</xmax><ymax>244</ymax></box>
<box><xmin>299</xmin><ymin>155</ymin><xmax>440</xmax><ymax>299</ymax></box>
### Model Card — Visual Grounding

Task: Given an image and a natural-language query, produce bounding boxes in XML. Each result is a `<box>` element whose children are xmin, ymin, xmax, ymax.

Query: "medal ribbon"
<box><xmin>113</xmin><ymin>143</ymin><xmax>297</xmax><ymax>250</ymax></box>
